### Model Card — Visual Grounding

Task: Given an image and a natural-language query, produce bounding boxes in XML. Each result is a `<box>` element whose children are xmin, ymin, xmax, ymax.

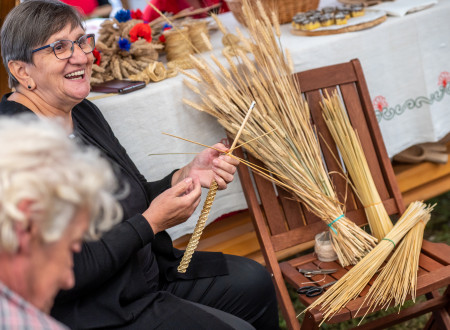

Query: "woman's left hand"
<box><xmin>174</xmin><ymin>143</ymin><xmax>240</xmax><ymax>190</ymax></box>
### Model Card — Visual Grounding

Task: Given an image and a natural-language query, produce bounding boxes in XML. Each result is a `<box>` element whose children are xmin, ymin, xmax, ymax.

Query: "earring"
<box><xmin>27</xmin><ymin>85</ymin><xmax>31</xmax><ymax>89</ymax></box>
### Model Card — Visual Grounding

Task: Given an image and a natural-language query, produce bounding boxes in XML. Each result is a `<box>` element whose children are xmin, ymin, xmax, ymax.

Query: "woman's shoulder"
<box><xmin>73</xmin><ymin>98</ymin><xmax>116</xmax><ymax>136</ymax></box>
<box><xmin>74</xmin><ymin>98</ymin><xmax>109</xmax><ymax>123</ymax></box>
<box><xmin>0</xmin><ymin>93</ymin><xmax>34</xmax><ymax>116</ymax></box>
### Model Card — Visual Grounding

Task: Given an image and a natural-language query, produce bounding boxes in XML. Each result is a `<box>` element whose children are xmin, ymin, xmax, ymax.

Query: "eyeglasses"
<box><xmin>32</xmin><ymin>34</ymin><xmax>95</xmax><ymax>60</ymax></box>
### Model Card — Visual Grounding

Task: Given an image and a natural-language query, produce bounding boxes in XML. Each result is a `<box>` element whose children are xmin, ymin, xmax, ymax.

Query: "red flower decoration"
<box><xmin>92</xmin><ymin>48</ymin><xmax>101</xmax><ymax>65</ymax></box>
<box><xmin>158</xmin><ymin>26</ymin><xmax>172</xmax><ymax>43</ymax></box>
<box><xmin>129</xmin><ymin>23</ymin><xmax>152</xmax><ymax>43</ymax></box>
<box><xmin>131</xmin><ymin>8</ymin><xmax>143</xmax><ymax>20</ymax></box>
<box><xmin>372</xmin><ymin>95</ymin><xmax>388</xmax><ymax>112</ymax></box>
<box><xmin>438</xmin><ymin>71</ymin><xmax>450</xmax><ymax>88</ymax></box>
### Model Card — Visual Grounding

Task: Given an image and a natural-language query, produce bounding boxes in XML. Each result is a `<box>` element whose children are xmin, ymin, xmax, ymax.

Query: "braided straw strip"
<box><xmin>177</xmin><ymin>180</ymin><xmax>218</xmax><ymax>273</ymax></box>
<box><xmin>177</xmin><ymin>101</ymin><xmax>256</xmax><ymax>273</ymax></box>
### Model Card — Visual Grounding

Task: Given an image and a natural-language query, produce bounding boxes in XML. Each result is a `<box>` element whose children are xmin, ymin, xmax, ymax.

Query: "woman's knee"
<box><xmin>223</xmin><ymin>255</ymin><xmax>279</xmax><ymax>329</ymax></box>
<box><xmin>225</xmin><ymin>255</ymin><xmax>276</xmax><ymax>300</ymax></box>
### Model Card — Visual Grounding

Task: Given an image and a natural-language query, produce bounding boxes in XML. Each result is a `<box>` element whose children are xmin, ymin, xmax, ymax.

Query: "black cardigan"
<box><xmin>0</xmin><ymin>94</ymin><xmax>228</xmax><ymax>329</ymax></box>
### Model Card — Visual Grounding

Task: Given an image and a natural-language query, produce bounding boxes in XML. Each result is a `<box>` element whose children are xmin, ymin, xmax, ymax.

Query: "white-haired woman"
<box><xmin>0</xmin><ymin>1</ymin><xmax>278</xmax><ymax>329</ymax></box>
<box><xmin>0</xmin><ymin>116</ymin><xmax>122</xmax><ymax>329</ymax></box>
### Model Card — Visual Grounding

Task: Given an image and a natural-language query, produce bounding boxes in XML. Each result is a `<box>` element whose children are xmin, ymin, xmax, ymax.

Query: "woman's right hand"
<box><xmin>142</xmin><ymin>177</ymin><xmax>202</xmax><ymax>234</ymax></box>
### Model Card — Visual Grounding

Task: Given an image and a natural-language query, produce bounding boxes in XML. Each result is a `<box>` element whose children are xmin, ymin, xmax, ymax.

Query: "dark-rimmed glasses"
<box><xmin>32</xmin><ymin>34</ymin><xmax>95</xmax><ymax>60</ymax></box>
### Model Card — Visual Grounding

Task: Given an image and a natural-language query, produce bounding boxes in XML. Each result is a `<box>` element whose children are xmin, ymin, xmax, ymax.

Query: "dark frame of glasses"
<box><xmin>32</xmin><ymin>34</ymin><xmax>95</xmax><ymax>60</ymax></box>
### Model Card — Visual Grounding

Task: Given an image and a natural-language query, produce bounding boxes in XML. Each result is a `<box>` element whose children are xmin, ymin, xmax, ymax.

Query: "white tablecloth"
<box><xmin>90</xmin><ymin>0</ymin><xmax>450</xmax><ymax>240</ymax></box>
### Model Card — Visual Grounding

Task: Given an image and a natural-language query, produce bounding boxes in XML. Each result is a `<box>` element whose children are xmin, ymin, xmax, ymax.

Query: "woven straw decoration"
<box><xmin>177</xmin><ymin>180</ymin><xmax>218</xmax><ymax>273</ymax></box>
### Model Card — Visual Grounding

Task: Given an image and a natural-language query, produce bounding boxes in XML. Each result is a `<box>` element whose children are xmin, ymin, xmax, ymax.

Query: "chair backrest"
<box><xmin>234</xmin><ymin>58</ymin><xmax>406</xmax><ymax>256</ymax></box>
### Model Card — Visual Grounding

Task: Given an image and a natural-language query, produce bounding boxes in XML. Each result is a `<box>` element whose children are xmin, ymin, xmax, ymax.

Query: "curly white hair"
<box><xmin>0</xmin><ymin>115</ymin><xmax>122</xmax><ymax>253</ymax></box>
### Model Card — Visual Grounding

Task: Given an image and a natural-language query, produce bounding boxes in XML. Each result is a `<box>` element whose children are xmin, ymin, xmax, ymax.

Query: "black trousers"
<box><xmin>157</xmin><ymin>254</ymin><xmax>279</xmax><ymax>330</ymax></box>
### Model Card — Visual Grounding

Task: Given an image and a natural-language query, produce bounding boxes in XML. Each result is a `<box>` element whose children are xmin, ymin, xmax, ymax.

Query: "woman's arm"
<box><xmin>55</xmin><ymin>213</ymin><xmax>154</xmax><ymax>302</ymax></box>
<box><xmin>61</xmin><ymin>101</ymin><xmax>201</xmax><ymax>294</ymax></box>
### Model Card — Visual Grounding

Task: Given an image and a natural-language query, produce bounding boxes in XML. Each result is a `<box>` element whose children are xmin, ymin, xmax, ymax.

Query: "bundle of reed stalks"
<box><xmin>304</xmin><ymin>201</ymin><xmax>434</xmax><ymax>324</ymax></box>
<box><xmin>321</xmin><ymin>91</ymin><xmax>393</xmax><ymax>240</ymax></box>
<box><xmin>355</xmin><ymin>217</ymin><xmax>430</xmax><ymax>322</ymax></box>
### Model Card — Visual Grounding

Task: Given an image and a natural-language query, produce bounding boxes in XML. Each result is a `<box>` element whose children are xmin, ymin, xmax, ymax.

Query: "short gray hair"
<box><xmin>0</xmin><ymin>116</ymin><xmax>122</xmax><ymax>253</ymax></box>
<box><xmin>1</xmin><ymin>0</ymin><xmax>85</xmax><ymax>88</ymax></box>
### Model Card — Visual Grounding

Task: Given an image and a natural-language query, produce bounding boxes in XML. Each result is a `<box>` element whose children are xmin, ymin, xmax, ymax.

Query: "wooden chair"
<box><xmin>233</xmin><ymin>59</ymin><xmax>450</xmax><ymax>329</ymax></box>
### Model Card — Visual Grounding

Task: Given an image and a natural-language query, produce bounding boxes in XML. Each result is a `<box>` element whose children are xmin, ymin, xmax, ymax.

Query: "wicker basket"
<box><xmin>225</xmin><ymin>0</ymin><xmax>319</xmax><ymax>26</ymax></box>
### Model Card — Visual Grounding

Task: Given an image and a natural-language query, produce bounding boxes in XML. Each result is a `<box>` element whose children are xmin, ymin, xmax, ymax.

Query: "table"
<box><xmin>90</xmin><ymin>0</ymin><xmax>450</xmax><ymax>240</ymax></box>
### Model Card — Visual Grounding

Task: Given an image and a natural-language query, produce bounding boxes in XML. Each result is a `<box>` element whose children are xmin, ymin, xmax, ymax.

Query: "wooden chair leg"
<box><xmin>424</xmin><ymin>288</ymin><xmax>450</xmax><ymax>330</ymax></box>
<box><xmin>270</xmin><ymin>270</ymin><xmax>300</xmax><ymax>329</ymax></box>
<box><xmin>300</xmin><ymin>311</ymin><xmax>320</xmax><ymax>330</ymax></box>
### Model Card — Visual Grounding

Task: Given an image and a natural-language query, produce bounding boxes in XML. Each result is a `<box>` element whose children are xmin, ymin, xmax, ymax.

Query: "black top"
<box><xmin>0</xmin><ymin>94</ymin><xmax>228</xmax><ymax>329</ymax></box>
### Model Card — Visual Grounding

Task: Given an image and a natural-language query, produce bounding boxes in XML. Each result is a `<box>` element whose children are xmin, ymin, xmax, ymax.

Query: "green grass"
<box><xmin>278</xmin><ymin>191</ymin><xmax>450</xmax><ymax>329</ymax></box>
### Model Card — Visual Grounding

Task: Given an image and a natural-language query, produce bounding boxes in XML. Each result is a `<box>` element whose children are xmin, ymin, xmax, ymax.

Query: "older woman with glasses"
<box><xmin>0</xmin><ymin>1</ymin><xmax>279</xmax><ymax>330</ymax></box>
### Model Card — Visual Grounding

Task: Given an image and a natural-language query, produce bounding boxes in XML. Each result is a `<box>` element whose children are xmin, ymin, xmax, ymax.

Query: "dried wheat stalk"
<box><xmin>182</xmin><ymin>0</ymin><xmax>377</xmax><ymax>266</ymax></box>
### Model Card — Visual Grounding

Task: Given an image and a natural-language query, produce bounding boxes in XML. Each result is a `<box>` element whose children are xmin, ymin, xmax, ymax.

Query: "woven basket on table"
<box><xmin>225</xmin><ymin>0</ymin><xmax>320</xmax><ymax>26</ymax></box>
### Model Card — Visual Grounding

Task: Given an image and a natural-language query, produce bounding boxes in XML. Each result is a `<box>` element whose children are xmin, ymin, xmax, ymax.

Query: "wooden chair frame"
<box><xmin>233</xmin><ymin>59</ymin><xmax>450</xmax><ymax>329</ymax></box>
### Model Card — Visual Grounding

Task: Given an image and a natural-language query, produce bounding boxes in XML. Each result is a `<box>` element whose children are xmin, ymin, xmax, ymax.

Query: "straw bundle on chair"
<box><xmin>321</xmin><ymin>91</ymin><xmax>393</xmax><ymax>240</ymax></box>
<box><xmin>182</xmin><ymin>0</ymin><xmax>377</xmax><ymax>266</ymax></box>
<box><xmin>304</xmin><ymin>201</ymin><xmax>434</xmax><ymax>324</ymax></box>
<box><xmin>320</xmin><ymin>92</ymin><xmax>432</xmax><ymax>321</ymax></box>
<box><xmin>355</xmin><ymin>218</ymin><xmax>430</xmax><ymax>321</ymax></box>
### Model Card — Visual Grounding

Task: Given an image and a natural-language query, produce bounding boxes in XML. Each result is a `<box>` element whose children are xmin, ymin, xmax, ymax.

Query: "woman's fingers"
<box><xmin>213</xmin><ymin>174</ymin><xmax>227</xmax><ymax>190</ymax></box>
<box><xmin>143</xmin><ymin>177</ymin><xmax>202</xmax><ymax>233</ymax></box>
<box><xmin>212</xmin><ymin>155</ymin><xmax>238</xmax><ymax>186</ymax></box>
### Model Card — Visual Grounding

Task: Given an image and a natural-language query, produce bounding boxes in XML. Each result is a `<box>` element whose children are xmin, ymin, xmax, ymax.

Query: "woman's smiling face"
<box><xmin>27</xmin><ymin>24</ymin><xmax>93</xmax><ymax>109</ymax></box>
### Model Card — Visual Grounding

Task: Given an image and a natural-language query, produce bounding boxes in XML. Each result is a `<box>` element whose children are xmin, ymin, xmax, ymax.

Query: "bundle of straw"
<box><xmin>304</xmin><ymin>201</ymin><xmax>434</xmax><ymax>324</ymax></box>
<box><xmin>182</xmin><ymin>0</ymin><xmax>376</xmax><ymax>266</ymax></box>
<box><xmin>321</xmin><ymin>91</ymin><xmax>393</xmax><ymax>240</ymax></box>
<box><xmin>355</xmin><ymin>217</ymin><xmax>430</xmax><ymax>322</ymax></box>
<box><xmin>321</xmin><ymin>92</ymin><xmax>432</xmax><ymax>321</ymax></box>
